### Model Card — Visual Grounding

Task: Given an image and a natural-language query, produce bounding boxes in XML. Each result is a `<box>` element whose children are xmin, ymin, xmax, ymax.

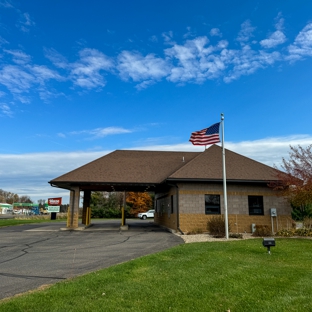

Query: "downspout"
<box><xmin>168</xmin><ymin>182</ymin><xmax>184</xmax><ymax>235</ymax></box>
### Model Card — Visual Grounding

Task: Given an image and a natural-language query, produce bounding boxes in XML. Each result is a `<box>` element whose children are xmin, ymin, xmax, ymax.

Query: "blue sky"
<box><xmin>0</xmin><ymin>0</ymin><xmax>312</xmax><ymax>203</ymax></box>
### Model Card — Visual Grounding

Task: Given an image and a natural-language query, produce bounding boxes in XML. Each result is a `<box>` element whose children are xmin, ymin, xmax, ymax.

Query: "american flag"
<box><xmin>189</xmin><ymin>122</ymin><xmax>221</xmax><ymax>146</ymax></box>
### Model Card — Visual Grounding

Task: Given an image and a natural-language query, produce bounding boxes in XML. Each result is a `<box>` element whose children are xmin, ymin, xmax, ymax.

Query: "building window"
<box><xmin>248</xmin><ymin>196</ymin><xmax>264</xmax><ymax>215</ymax></box>
<box><xmin>205</xmin><ymin>194</ymin><xmax>220</xmax><ymax>214</ymax></box>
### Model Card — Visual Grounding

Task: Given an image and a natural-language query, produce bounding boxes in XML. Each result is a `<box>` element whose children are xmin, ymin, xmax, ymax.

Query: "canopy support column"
<box><xmin>82</xmin><ymin>190</ymin><xmax>91</xmax><ymax>225</ymax></box>
<box><xmin>120</xmin><ymin>191</ymin><xmax>128</xmax><ymax>230</ymax></box>
<box><xmin>67</xmin><ymin>186</ymin><xmax>80</xmax><ymax>229</ymax></box>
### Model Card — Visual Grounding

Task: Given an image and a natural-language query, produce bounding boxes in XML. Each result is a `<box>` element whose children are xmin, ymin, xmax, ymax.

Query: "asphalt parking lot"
<box><xmin>0</xmin><ymin>219</ymin><xmax>184</xmax><ymax>300</ymax></box>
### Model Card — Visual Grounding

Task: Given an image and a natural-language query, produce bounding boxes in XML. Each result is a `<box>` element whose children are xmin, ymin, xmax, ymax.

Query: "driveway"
<box><xmin>0</xmin><ymin>219</ymin><xmax>183</xmax><ymax>300</ymax></box>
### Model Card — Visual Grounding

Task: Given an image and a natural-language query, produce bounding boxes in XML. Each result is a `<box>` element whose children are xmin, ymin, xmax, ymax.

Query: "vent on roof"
<box><xmin>182</xmin><ymin>157</ymin><xmax>185</xmax><ymax>162</ymax></box>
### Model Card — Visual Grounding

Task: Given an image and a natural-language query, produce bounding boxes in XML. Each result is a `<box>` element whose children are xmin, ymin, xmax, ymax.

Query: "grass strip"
<box><xmin>0</xmin><ymin>239</ymin><xmax>311</xmax><ymax>312</ymax></box>
<box><xmin>0</xmin><ymin>219</ymin><xmax>65</xmax><ymax>227</ymax></box>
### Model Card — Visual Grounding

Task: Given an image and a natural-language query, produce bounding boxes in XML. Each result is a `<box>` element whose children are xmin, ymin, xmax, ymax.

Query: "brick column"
<box><xmin>67</xmin><ymin>187</ymin><xmax>80</xmax><ymax>229</ymax></box>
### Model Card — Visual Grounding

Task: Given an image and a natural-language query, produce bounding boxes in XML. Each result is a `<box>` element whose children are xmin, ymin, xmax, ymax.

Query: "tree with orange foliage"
<box><xmin>274</xmin><ymin>145</ymin><xmax>312</xmax><ymax>220</ymax></box>
<box><xmin>126</xmin><ymin>192</ymin><xmax>153</xmax><ymax>215</ymax></box>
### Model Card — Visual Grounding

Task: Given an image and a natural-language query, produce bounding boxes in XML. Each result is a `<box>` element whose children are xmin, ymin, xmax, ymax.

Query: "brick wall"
<box><xmin>154</xmin><ymin>182</ymin><xmax>293</xmax><ymax>233</ymax></box>
<box><xmin>178</xmin><ymin>183</ymin><xmax>291</xmax><ymax>215</ymax></box>
<box><xmin>179</xmin><ymin>213</ymin><xmax>293</xmax><ymax>234</ymax></box>
<box><xmin>154</xmin><ymin>190</ymin><xmax>178</xmax><ymax>230</ymax></box>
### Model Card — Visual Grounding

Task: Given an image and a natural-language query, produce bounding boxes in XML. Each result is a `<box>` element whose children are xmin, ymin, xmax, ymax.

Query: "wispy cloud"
<box><xmin>0</xmin><ymin>0</ymin><xmax>14</xmax><ymax>8</ymax></box>
<box><xmin>69</xmin><ymin>48</ymin><xmax>114</xmax><ymax>89</ymax></box>
<box><xmin>44</xmin><ymin>48</ymin><xmax>69</xmax><ymax>69</ymax></box>
<box><xmin>0</xmin><ymin>36</ymin><xmax>9</xmax><ymax>46</ymax></box>
<box><xmin>236</xmin><ymin>20</ymin><xmax>256</xmax><ymax>44</ymax></box>
<box><xmin>4</xmin><ymin>49</ymin><xmax>32</xmax><ymax>64</ymax></box>
<box><xmin>0</xmin><ymin>102</ymin><xmax>13</xmax><ymax>116</ymax></box>
<box><xmin>162</xmin><ymin>31</ymin><xmax>175</xmax><ymax>44</ymax></box>
<box><xmin>69</xmin><ymin>126</ymin><xmax>133</xmax><ymax>139</ymax></box>
<box><xmin>0</xmin><ymin>49</ymin><xmax>64</xmax><ymax>105</ymax></box>
<box><xmin>117</xmin><ymin>50</ymin><xmax>169</xmax><ymax>84</ymax></box>
<box><xmin>210</xmin><ymin>28</ymin><xmax>222</xmax><ymax>37</ymax></box>
<box><xmin>260</xmin><ymin>30</ymin><xmax>286</xmax><ymax>48</ymax></box>
<box><xmin>260</xmin><ymin>15</ymin><xmax>286</xmax><ymax>48</ymax></box>
<box><xmin>149</xmin><ymin>35</ymin><xmax>158</xmax><ymax>43</ymax></box>
<box><xmin>17</xmin><ymin>12</ymin><xmax>35</xmax><ymax>32</ymax></box>
<box><xmin>0</xmin><ymin>65</ymin><xmax>34</xmax><ymax>94</ymax></box>
<box><xmin>287</xmin><ymin>23</ymin><xmax>312</xmax><ymax>61</ymax></box>
<box><xmin>165</xmin><ymin>36</ymin><xmax>225</xmax><ymax>83</ymax></box>
<box><xmin>223</xmin><ymin>47</ymin><xmax>281</xmax><ymax>83</ymax></box>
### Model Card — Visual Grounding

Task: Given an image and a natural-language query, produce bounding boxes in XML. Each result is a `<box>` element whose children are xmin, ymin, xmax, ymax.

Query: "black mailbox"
<box><xmin>263</xmin><ymin>238</ymin><xmax>275</xmax><ymax>254</ymax></box>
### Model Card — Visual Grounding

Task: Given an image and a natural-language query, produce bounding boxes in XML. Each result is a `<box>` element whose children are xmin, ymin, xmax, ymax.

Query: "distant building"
<box><xmin>0</xmin><ymin>203</ymin><xmax>13</xmax><ymax>214</ymax></box>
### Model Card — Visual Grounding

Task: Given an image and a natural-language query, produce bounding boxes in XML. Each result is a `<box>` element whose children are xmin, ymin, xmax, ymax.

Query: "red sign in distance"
<box><xmin>48</xmin><ymin>197</ymin><xmax>62</xmax><ymax>206</ymax></box>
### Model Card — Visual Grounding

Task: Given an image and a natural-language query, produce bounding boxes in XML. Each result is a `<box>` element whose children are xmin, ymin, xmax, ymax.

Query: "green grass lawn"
<box><xmin>0</xmin><ymin>218</ymin><xmax>66</xmax><ymax>227</ymax></box>
<box><xmin>0</xmin><ymin>239</ymin><xmax>311</xmax><ymax>312</ymax></box>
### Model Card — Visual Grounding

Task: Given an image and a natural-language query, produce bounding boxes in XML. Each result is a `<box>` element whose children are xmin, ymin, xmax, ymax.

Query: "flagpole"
<box><xmin>221</xmin><ymin>113</ymin><xmax>229</xmax><ymax>239</ymax></box>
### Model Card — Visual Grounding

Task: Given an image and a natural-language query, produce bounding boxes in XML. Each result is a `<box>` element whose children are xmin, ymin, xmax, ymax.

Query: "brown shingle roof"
<box><xmin>168</xmin><ymin>144</ymin><xmax>278</xmax><ymax>181</ymax></box>
<box><xmin>49</xmin><ymin>150</ymin><xmax>199</xmax><ymax>184</ymax></box>
<box><xmin>49</xmin><ymin>145</ymin><xmax>279</xmax><ymax>191</ymax></box>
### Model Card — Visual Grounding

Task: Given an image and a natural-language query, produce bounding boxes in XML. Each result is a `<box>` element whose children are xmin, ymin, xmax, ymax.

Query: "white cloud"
<box><xmin>135</xmin><ymin>79</ymin><xmax>156</xmax><ymax>90</ymax></box>
<box><xmin>165</xmin><ymin>36</ymin><xmax>225</xmax><ymax>83</ymax></box>
<box><xmin>223</xmin><ymin>46</ymin><xmax>281</xmax><ymax>82</ymax></box>
<box><xmin>17</xmin><ymin>12</ymin><xmax>35</xmax><ymax>32</ymax></box>
<box><xmin>260</xmin><ymin>14</ymin><xmax>286</xmax><ymax>49</ymax></box>
<box><xmin>0</xmin><ymin>36</ymin><xmax>9</xmax><ymax>46</ymax></box>
<box><xmin>0</xmin><ymin>134</ymin><xmax>310</xmax><ymax>203</ymax></box>
<box><xmin>260</xmin><ymin>30</ymin><xmax>286</xmax><ymax>48</ymax></box>
<box><xmin>4</xmin><ymin>49</ymin><xmax>32</xmax><ymax>65</ymax></box>
<box><xmin>69</xmin><ymin>126</ymin><xmax>133</xmax><ymax>139</ymax></box>
<box><xmin>0</xmin><ymin>65</ymin><xmax>34</xmax><ymax>94</ymax></box>
<box><xmin>45</xmin><ymin>48</ymin><xmax>114</xmax><ymax>89</ymax></box>
<box><xmin>0</xmin><ymin>49</ymin><xmax>64</xmax><ymax>102</ymax></box>
<box><xmin>287</xmin><ymin>23</ymin><xmax>312</xmax><ymax>61</ymax></box>
<box><xmin>149</xmin><ymin>35</ymin><xmax>158</xmax><ymax>42</ymax></box>
<box><xmin>44</xmin><ymin>48</ymin><xmax>69</xmax><ymax>69</ymax></box>
<box><xmin>236</xmin><ymin>20</ymin><xmax>256</xmax><ymax>44</ymax></box>
<box><xmin>1</xmin><ymin>18</ymin><xmax>312</xmax><ymax>101</ymax></box>
<box><xmin>88</xmin><ymin>127</ymin><xmax>132</xmax><ymax>138</ymax></box>
<box><xmin>210</xmin><ymin>28</ymin><xmax>222</xmax><ymax>37</ymax></box>
<box><xmin>57</xmin><ymin>132</ymin><xmax>66</xmax><ymax>138</ymax></box>
<box><xmin>29</xmin><ymin>65</ymin><xmax>63</xmax><ymax>84</ymax></box>
<box><xmin>274</xmin><ymin>12</ymin><xmax>284</xmax><ymax>31</ymax></box>
<box><xmin>162</xmin><ymin>31</ymin><xmax>174</xmax><ymax>44</ymax></box>
<box><xmin>0</xmin><ymin>0</ymin><xmax>14</xmax><ymax>8</ymax></box>
<box><xmin>22</xmin><ymin>12</ymin><xmax>35</xmax><ymax>26</ymax></box>
<box><xmin>183</xmin><ymin>26</ymin><xmax>197</xmax><ymax>39</ymax></box>
<box><xmin>0</xmin><ymin>102</ymin><xmax>13</xmax><ymax>117</ymax></box>
<box><xmin>117</xmin><ymin>50</ymin><xmax>169</xmax><ymax>82</ymax></box>
<box><xmin>70</xmin><ymin>48</ymin><xmax>113</xmax><ymax>89</ymax></box>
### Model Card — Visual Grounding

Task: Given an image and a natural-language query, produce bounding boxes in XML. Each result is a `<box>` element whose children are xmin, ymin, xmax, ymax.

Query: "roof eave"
<box><xmin>49</xmin><ymin>181</ymin><xmax>158</xmax><ymax>192</ymax></box>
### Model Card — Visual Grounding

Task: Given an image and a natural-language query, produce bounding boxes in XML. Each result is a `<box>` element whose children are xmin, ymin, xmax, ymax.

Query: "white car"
<box><xmin>138</xmin><ymin>210</ymin><xmax>155</xmax><ymax>220</ymax></box>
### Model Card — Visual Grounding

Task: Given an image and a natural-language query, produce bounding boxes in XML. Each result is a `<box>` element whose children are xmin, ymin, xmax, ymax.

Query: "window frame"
<box><xmin>205</xmin><ymin>194</ymin><xmax>221</xmax><ymax>215</ymax></box>
<box><xmin>248</xmin><ymin>195</ymin><xmax>264</xmax><ymax>215</ymax></box>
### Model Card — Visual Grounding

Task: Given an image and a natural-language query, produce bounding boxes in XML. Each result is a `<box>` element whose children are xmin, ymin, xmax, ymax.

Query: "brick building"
<box><xmin>49</xmin><ymin>145</ymin><xmax>292</xmax><ymax>233</ymax></box>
